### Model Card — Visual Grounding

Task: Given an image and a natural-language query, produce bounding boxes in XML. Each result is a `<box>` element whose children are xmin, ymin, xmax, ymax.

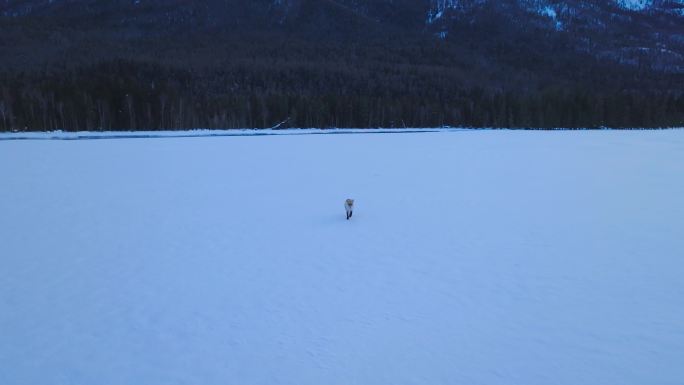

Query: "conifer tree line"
<box><xmin>2</xmin><ymin>0</ymin><xmax>683</xmax><ymax>131</ymax></box>
<box><xmin>1</xmin><ymin>59</ymin><xmax>682</xmax><ymax>131</ymax></box>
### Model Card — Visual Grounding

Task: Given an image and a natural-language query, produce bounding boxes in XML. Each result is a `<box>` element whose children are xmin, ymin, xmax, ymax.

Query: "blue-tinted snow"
<box><xmin>1</xmin><ymin>130</ymin><xmax>683</xmax><ymax>385</ymax></box>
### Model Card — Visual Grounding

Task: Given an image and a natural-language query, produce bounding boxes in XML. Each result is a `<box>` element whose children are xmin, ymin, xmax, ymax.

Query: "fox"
<box><xmin>345</xmin><ymin>199</ymin><xmax>355</xmax><ymax>220</ymax></box>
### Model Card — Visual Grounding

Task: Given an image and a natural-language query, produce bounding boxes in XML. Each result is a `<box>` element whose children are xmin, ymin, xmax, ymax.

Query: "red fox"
<box><xmin>345</xmin><ymin>199</ymin><xmax>354</xmax><ymax>220</ymax></box>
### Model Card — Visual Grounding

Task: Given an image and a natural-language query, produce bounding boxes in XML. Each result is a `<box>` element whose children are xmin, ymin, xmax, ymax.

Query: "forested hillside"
<box><xmin>1</xmin><ymin>0</ymin><xmax>683</xmax><ymax>130</ymax></box>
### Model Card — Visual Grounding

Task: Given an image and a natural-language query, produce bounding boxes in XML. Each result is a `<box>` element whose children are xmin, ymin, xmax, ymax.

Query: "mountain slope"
<box><xmin>1</xmin><ymin>0</ymin><xmax>682</xmax><ymax>71</ymax></box>
<box><xmin>0</xmin><ymin>0</ymin><xmax>682</xmax><ymax>130</ymax></box>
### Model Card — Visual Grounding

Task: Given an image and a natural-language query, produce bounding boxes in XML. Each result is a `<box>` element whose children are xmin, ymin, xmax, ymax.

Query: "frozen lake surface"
<box><xmin>1</xmin><ymin>130</ymin><xmax>683</xmax><ymax>385</ymax></box>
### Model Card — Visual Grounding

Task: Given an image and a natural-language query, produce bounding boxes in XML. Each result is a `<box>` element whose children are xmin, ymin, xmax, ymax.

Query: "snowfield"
<box><xmin>1</xmin><ymin>130</ymin><xmax>683</xmax><ymax>385</ymax></box>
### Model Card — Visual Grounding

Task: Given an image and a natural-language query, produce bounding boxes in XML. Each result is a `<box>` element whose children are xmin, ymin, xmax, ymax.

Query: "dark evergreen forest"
<box><xmin>1</xmin><ymin>0</ymin><xmax>683</xmax><ymax>130</ymax></box>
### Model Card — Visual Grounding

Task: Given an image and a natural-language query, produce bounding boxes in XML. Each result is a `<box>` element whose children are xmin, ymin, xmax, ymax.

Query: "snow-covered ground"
<box><xmin>0</xmin><ymin>128</ymin><xmax>442</xmax><ymax>141</ymax></box>
<box><xmin>1</xmin><ymin>130</ymin><xmax>683</xmax><ymax>385</ymax></box>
